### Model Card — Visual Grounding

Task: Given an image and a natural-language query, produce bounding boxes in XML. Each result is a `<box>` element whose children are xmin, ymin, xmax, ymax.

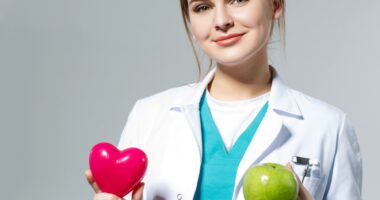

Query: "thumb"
<box><xmin>85</xmin><ymin>169</ymin><xmax>101</xmax><ymax>193</ymax></box>
<box><xmin>286</xmin><ymin>162</ymin><xmax>301</xmax><ymax>181</ymax></box>
<box><xmin>286</xmin><ymin>162</ymin><xmax>315</xmax><ymax>200</ymax></box>
<box><xmin>132</xmin><ymin>182</ymin><xmax>144</xmax><ymax>200</ymax></box>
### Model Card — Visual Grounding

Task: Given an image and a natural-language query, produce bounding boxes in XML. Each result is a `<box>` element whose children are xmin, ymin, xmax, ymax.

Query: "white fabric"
<box><xmin>205</xmin><ymin>89</ymin><xmax>270</xmax><ymax>150</ymax></box>
<box><xmin>117</xmin><ymin>66</ymin><xmax>362</xmax><ymax>200</ymax></box>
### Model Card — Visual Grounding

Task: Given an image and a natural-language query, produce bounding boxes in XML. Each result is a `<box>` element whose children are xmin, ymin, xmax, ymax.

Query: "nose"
<box><xmin>214</xmin><ymin>5</ymin><xmax>234</xmax><ymax>32</ymax></box>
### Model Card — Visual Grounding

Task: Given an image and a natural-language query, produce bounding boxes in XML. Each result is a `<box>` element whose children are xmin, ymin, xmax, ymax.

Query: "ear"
<box><xmin>272</xmin><ymin>0</ymin><xmax>284</xmax><ymax>20</ymax></box>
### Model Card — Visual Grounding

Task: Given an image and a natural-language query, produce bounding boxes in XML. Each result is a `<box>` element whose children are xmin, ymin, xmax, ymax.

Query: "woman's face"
<box><xmin>188</xmin><ymin>0</ymin><xmax>280</xmax><ymax>66</ymax></box>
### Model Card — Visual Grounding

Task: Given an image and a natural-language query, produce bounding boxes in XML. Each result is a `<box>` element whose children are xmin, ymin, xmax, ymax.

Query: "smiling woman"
<box><xmin>86</xmin><ymin>0</ymin><xmax>362</xmax><ymax>200</ymax></box>
<box><xmin>180</xmin><ymin>0</ymin><xmax>285</xmax><ymax>78</ymax></box>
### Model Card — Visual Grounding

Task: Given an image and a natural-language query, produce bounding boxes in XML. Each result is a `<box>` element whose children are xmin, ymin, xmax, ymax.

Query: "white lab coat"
<box><xmin>117</xmin><ymin>66</ymin><xmax>362</xmax><ymax>200</ymax></box>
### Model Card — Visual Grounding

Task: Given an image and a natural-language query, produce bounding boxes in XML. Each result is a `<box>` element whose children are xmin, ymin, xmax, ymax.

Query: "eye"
<box><xmin>193</xmin><ymin>4</ymin><xmax>211</xmax><ymax>13</ymax></box>
<box><xmin>230</xmin><ymin>0</ymin><xmax>249</xmax><ymax>6</ymax></box>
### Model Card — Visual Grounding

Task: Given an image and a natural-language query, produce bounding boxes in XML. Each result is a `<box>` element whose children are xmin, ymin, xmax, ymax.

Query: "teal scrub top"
<box><xmin>194</xmin><ymin>91</ymin><xmax>269</xmax><ymax>200</ymax></box>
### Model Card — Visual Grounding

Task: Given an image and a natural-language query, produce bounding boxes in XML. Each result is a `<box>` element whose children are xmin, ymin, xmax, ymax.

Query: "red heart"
<box><xmin>89</xmin><ymin>142</ymin><xmax>148</xmax><ymax>198</ymax></box>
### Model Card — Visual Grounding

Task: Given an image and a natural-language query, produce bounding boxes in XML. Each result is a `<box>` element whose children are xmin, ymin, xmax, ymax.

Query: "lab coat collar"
<box><xmin>170</xmin><ymin>65</ymin><xmax>303</xmax><ymax>199</ymax></box>
<box><xmin>172</xmin><ymin>65</ymin><xmax>303</xmax><ymax>119</ymax></box>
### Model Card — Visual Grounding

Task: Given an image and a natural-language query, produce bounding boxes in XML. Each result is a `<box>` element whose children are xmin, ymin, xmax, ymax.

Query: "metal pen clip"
<box><xmin>291</xmin><ymin>156</ymin><xmax>319</xmax><ymax>183</ymax></box>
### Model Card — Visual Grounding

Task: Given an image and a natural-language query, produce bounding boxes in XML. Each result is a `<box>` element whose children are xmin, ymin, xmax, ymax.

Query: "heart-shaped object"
<box><xmin>89</xmin><ymin>142</ymin><xmax>148</xmax><ymax>198</ymax></box>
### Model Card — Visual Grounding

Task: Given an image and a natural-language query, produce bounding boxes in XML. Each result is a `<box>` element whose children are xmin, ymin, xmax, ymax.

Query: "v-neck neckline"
<box><xmin>200</xmin><ymin>91</ymin><xmax>269</xmax><ymax>156</ymax></box>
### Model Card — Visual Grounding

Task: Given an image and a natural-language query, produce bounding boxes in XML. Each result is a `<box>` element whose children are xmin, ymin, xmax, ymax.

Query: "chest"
<box><xmin>140</xmin><ymin>109</ymin><xmax>332</xmax><ymax>200</ymax></box>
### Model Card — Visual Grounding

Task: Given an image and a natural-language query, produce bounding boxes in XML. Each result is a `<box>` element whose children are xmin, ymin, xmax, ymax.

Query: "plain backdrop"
<box><xmin>0</xmin><ymin>0</ymin><xmax>379</xmax><ymax>199</ymax></box>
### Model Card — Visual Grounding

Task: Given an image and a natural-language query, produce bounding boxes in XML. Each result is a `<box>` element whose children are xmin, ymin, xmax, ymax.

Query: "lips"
<box><xmin>214</xmin><ymin>33</ymin><xmax>246</xmax><ymax>47</ymax></box>
<box><xmin>215</xmin><ymin>33</ymin><xmax>245</xmax><ymax>42</ymax></box>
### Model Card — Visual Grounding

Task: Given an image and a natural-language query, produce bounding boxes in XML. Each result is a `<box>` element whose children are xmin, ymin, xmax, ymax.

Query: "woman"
<box><xmin>86</xmin><ymin>0</ymin><xmax>362</xmax><ymax>199</ymax></box>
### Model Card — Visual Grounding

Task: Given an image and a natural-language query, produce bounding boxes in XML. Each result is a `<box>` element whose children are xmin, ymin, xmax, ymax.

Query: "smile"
<box><xmin>215</xmin><ymin>33</ymin><xmax>245</xmax><ymax>47</ymax></box>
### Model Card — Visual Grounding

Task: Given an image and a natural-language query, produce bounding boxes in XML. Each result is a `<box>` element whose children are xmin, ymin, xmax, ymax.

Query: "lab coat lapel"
<box><xmin>167</xmin><ymin>70</ymin><xmax>215</xmax><ymax>198</ymax></box>
<box><xmin>233</xmin><ymin>109</ymin><xmax>286</xmax><ymax>198</ymax></box>
<box><xmin>181</xmin><ymin>104</ymin><xmax>203</xmax><ymax>158</ymax></box>
<box><xmin>232</xmin><ymin>66</ymin><xmax>303</xmax><ymax>198</ymax></box>
<box><xmin>174</xmin><ymin>68</ymin><xmax>217</xmax><ymax>158</ymax></box>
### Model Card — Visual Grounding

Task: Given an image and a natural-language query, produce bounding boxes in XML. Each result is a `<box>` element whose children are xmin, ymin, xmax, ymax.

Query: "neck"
<box><xmin>208</xmin><ymin>50</ymin><xmax>272</xmax><ymax>101</ymax></box>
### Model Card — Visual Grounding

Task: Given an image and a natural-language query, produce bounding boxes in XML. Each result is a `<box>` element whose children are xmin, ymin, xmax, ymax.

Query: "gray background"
<box><xmin>0</xmin><ymin>0</ymin><xmax>379</xmax><ymax>199</ymax></box>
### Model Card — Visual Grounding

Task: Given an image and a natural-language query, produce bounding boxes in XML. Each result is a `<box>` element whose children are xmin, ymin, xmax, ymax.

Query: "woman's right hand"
<box><xmin>85</xmin><ymin>169</ymin><xmax>144</xmax><ymax>200</ymax></box>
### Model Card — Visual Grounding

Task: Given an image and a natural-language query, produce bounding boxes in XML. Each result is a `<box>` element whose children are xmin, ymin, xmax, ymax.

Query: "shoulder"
<box><xmin>118</xmin><ymin>83</ymin><xmax>199</xmax><ymax>148</ymax></box>
<box><xmin>291</xmin><ymin>88</ymin><xmax>345</xmax><ymax>115</ymax></box>
<box><xmin>131</xmin><ymin>82</ymin><xmax>199</xmax><ymax>114</ymax></box>
<box><xmin>289</xmin><ymin>88</ymin><xmax>348</xmax><ymax>129</ymax></box>
<box><xmin>285</xmin><ymin>88</ymin><xmax>357</xmax><ymax>158</ymax></box>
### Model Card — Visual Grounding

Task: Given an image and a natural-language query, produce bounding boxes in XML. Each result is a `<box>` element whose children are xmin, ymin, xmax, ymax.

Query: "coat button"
<box><xmin>177</xmin><ymin>193</ymin><xmax>183</xmax><ymax>200</ymax></box>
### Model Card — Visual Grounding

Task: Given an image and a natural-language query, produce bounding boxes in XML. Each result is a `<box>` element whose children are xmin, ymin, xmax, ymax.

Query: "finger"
<box><xmin>298</xmin><ymin>185</ymin><xmax>314</xmax><ymax>200</ymax></box>
<box><xmin>85</xmin><ymin>169</ymin><xmax>101</xmax><ymax>193</ymax></box>
<box><xmin>93</xmin><ymin>193</ymin><xmax>121</xmax><ymax>200</ymax></box>
<box><xmin>132</xmin><ymin>182</ymin><xmax>145</xmax><ymax>200</ymax></box>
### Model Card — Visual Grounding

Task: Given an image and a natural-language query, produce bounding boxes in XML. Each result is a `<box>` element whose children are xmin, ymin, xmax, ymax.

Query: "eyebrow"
<box><xmin>188</xmin><ymin>0</ymin><xmax>211</xmax><ymax>5</ymax></box>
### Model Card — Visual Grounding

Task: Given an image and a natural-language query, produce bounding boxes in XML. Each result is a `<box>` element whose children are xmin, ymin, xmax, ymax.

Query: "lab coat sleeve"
<box><xmin>324</xmin><ymin>114</ymin><xmax>363</xmax><ymax>200</ymax></box>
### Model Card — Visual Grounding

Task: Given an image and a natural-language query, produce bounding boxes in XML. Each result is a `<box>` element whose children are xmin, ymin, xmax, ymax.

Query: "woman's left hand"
<box><xmin>286</xmin><ymin>163</ymin><xmax>315</xmax><ymax>200</ymax></box>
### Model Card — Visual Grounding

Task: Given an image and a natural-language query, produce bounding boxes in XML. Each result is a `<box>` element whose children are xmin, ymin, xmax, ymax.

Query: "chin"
<box><xmin>211</xmin><ymin>48</ymin><xmax>263</xmax><ymax>67</ymax></box>
<box><xmin>214</xmin><ymin>57</ymin><xmax>249</xmax><ymax>66</ymax></box>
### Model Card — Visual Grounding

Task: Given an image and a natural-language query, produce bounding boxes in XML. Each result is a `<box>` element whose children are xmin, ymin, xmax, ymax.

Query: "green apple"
<box><xmin>243</xmin><ymin>163</ymin><xmax>299</xmax><ymax>200</ymax></box>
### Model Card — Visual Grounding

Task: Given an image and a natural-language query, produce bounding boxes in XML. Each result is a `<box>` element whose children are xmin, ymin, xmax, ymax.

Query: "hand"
<box><xmin>286</xmin><ymin>163</ymin><xmax>315</xmax><ymax>200</ymax></box>
<box><xmin>85</xmin><ymin>169</ymin><xmax>145</xmax><ymax>200</ymax></box>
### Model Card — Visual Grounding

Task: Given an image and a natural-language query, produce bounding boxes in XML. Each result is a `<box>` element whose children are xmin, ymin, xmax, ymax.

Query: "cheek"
<box><xmin>190</xmin><ymin>16</ymin><xmax>213</xmax><ymax>40</ymax></box>
<box><xmin>233</xmin><ymin>4</ymin><xmax>272</xmax><ymax>29</ymax></box>
<box><xmin>235</xmin><ymin>11</ymin><xmax>266</xmax><ymax>28</ymax></box>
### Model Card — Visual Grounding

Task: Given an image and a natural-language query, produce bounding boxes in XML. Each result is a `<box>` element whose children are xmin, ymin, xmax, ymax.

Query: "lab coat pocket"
<box><xmin>291</xmin><ymin>163</ymin><xmax>322</xmax><ymax>195</ymax></box>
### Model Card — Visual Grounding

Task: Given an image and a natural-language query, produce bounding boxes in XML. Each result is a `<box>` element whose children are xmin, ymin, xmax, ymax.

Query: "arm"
<box><xmin>118</xmin><ymin>99</ymin><xmax>153</xmax><ymax>150</ymax></box>
<box><xmin>118</xmin><ymin>101</ymin><xmax>142</xmax><ymax>150</ymax></box>
<box><xmin>324</xmin><ymin>115</ymin><xmax>363</xmax><ymax>199</ymax></box>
